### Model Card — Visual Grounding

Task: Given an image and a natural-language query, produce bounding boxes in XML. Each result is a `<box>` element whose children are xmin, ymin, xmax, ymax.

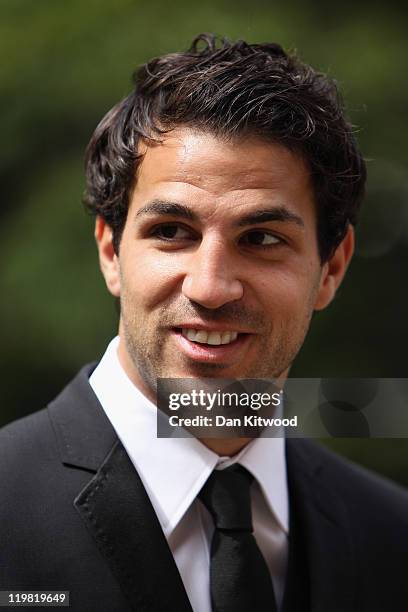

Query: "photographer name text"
<box><xmin>168</xmin><ymin>415</ymin><xmax>298</xmax><ymax>428</ymax></box>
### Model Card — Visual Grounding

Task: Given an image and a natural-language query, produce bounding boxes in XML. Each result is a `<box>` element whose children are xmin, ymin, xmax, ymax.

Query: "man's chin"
<box><xmin>161</xmin><ymin>362</ymin><xmax>236</xmax><ymax>379</ymax></box>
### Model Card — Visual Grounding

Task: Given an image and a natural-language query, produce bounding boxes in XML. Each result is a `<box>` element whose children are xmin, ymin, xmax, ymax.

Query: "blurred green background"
<box><xmin>1</xmin><ymin>0</ymin><xmax>407</xmax><ymax>484</ymax></box>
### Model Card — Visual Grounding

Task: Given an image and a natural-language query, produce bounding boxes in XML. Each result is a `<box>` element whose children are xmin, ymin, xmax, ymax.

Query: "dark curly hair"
<box><xmin>84</xmin><ymin>33</ymin><xmax>366</xmax><ymax>262</ymax></box>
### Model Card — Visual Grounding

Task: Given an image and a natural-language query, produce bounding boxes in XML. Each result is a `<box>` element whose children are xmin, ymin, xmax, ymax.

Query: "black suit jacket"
<box><xmin>1</xmin><ymin>364</ymin><xmax>407</xmax><ymax>611</ymax></box>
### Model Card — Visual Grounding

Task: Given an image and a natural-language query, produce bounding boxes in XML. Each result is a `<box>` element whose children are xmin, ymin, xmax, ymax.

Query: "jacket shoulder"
<box><xmin>289</xmin><ymin>438</ymin><xmax>408</xmax><ymax>522</ymax></box>
<box><xmin>0</xmin><ymin>408</ymin><xmax>57</xmax><ymax>466</ymax></box>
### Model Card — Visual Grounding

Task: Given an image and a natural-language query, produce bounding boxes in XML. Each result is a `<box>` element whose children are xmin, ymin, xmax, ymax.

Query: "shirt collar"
<box><xmin>90</xmin><ymin>336</ymin><xmax>289</xmax><ymax>536</ymax></box>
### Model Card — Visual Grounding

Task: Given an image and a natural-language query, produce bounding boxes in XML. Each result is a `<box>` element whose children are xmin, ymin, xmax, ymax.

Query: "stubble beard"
<box><xmin>118</xmin><ymin>257</ymin><xmax>321</xmax><ymax>396</ymax></box>
<box><xmin>120</xmin><ymin>297</ymin><xmax>315</xmax><ymax>399</ymax></box>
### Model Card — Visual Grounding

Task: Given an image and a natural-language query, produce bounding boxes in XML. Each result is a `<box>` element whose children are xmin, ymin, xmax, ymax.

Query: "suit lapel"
<box><xmin>74</xmin><ymin>440</ymin><xmax>193</xmax><ymax>611</ymax></box>
<box><xmin>48</xmin><ymin>365</ymin><xmax>193</xmax><ymax>612</ymax></box>
<box><xmin>285</xmin><ymin>439</ymin><xmax>357</xmax><ymax>612</ymax></box>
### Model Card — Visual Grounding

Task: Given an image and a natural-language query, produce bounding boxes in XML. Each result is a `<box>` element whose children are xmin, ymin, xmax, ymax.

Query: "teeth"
<box><xmin>221</xmin><ymin>332</ymin><xmax>231</xmax><ymax>344</ymax></box>
<box><xmin>181</xmin><ymin>328</ymin><xmax>239</xmax><ymax>345</ymax></box>
<box><xmin>207</xmin><ymin>332</ymin><xmax>222</xmax><ymax>345</ymax></box>
<box><xmin>195</xmin><ymin>330</ymin><xmax>209</xmax><ymax>343</ymax></box>
<box><xmin>187</xmin><ymin>329</ymin><xmax>196</xmax><ymax>341</ymax></box>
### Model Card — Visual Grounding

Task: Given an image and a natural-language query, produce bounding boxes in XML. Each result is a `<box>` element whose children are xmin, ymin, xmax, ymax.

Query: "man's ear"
<box><xmin>314</xmin><ymin>225</ymin><xmax>355</xmax><ymax>311</ymax></box>
<box><xmin>95</xmin><ymin>217</ymin><xmax>121</xmax><ymax>297</ymax></box>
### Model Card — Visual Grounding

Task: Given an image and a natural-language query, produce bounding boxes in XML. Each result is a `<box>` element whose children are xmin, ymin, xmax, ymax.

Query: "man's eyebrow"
<box><xmin>135</xmin><ymin>200</ymin><xmax>304</xmax><ymax>228</ymax></box>
<box><xmin>235</xmin><ymin>207</ymin><xmax>305</xmax><ymax>228</ymax></box>
<box><xmin>135</xmin><ymin>200</ymin><xmax>199</xmax><ymax>222</ymax></box>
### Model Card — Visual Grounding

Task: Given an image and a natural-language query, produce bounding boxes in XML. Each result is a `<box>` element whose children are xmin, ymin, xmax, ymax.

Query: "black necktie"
<box><xmin>199</xmin><ymin>465</ymin><xmax>277</xmax><ymax>612</ymax></box>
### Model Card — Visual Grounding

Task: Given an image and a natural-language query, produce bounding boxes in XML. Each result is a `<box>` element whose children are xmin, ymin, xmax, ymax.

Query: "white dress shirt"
<box><xmin>90</xmin><ymin>336</ymin><xmax>289</xmax><ymax>612</ymax></box>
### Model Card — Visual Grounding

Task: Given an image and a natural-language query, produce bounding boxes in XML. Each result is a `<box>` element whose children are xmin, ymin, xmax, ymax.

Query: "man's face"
<box><xmin>97</xmin><ymin>128</ymin><xmax>351</xmax><ymax>399</ymax></box>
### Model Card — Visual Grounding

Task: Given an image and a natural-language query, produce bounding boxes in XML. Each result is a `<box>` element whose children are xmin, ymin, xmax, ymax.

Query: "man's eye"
<box><xmin>151</xmin><ymin>224</ymin><xmax>193</xmax><ymax>240</ymax></box>
<box><xmin>241</xmin><ymin>230</ymin><xmax>281</xmax><ymax>246</ymax></box>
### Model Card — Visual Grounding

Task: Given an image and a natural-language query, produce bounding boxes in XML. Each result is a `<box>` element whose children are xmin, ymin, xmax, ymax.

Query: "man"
<box><xmin>1</xmin><ymin>34</ymin><xmax>407</xmax><ymax>612</ymax></box>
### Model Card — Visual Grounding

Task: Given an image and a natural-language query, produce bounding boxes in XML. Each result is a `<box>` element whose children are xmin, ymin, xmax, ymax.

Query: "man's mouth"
<box><xmin>179</xmin><ymin>328</ymin><xmax>239</xmax><ymax>346</ymax></box>
<box><xmin>171</xmin><ymin>327</ymin><xmax>252</xmax><ymax>365</ymax></box>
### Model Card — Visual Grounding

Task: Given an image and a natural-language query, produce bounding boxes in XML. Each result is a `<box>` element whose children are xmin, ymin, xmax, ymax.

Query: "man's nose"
<box><xmin>181</xmin><ymin>236</ymin><xmax>244</xmax><ymax>309</ymax></box>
